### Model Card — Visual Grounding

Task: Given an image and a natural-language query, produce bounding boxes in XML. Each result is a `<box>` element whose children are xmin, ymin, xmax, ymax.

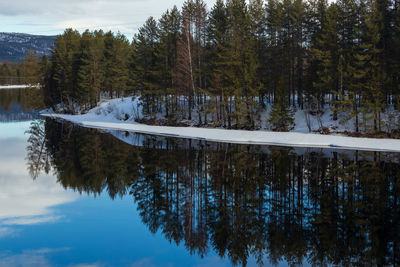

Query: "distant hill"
<box><xmin>0</xmin><ymin>32</ymin><xmax>55</xmax><ymax>63</ymax></box>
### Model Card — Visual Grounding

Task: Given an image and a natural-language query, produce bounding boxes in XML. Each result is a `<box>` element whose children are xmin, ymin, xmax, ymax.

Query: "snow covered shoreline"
<box><xmin>41</xmin><ymin>98</ymin><xmax>400</xmax><ymax>152</ymax></box>
<box><xmin>0</xmin><ymin>85</ymin><xmax>39</xmax><ymax>89</ymax></box>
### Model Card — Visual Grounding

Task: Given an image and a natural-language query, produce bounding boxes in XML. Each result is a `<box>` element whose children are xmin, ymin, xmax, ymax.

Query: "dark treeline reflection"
<box><xmin>28</xmin><ymin>119</ymin><xmax>400</xmax><ymax>266</ymax></box>
<box><xmin>0</xmin><ymin>88</ymin><xmax>44</xmax><ymax>122</ymax></box>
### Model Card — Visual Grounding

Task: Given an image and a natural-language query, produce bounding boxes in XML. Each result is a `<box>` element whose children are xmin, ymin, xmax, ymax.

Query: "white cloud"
<box><xmin>0</xmin><ymin>0</ymin><xmax>216</xmax><ymax>38</ymax></box>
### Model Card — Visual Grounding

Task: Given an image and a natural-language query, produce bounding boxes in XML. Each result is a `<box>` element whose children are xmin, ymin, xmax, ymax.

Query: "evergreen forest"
<box><xmin>0</xmin><ymin>49</ymin><xmax>45</xmax><ymax>86</ymax></box>
<box><xmin>41</xmin><ymin>0</ymin><xmax>400</xmax><ymax>132</ymax></box>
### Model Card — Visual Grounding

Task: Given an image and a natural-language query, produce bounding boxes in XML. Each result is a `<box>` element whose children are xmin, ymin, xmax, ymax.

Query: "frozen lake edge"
<box><xmin>41</xmin><ymin>113</ymin><xmax>400</xmax><ymax>153</ymax></box>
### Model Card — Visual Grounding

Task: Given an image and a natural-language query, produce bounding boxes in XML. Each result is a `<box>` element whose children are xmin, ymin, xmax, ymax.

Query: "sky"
<box><xmin>0</xmin><ymin>0</ymin><xmax>216</xmax><ymax>40</ymax></box>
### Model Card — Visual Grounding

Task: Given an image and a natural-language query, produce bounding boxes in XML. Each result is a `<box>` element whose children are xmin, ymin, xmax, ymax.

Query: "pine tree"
<box><xmin>394</xmin><ymin>0</ymin><xmax>400</xmax><ymax>105</ymax></box>
<box><xmin>156</xmin><ymin>7</ymin><xmax>181</xmax><ymax>119</ymax></box>
<box><xmin>207</xmin><ymin>0</ymin><xmax>229</xmax><ymax>126</ymax></box>
<box><xmin>269</xmin><ymin>75</ymin><xmax>295</xmax><ymax>131</ymax></box>
<box><xmin>51</xmin><ymin>29</ymin><xmax>81</xmax><ymax>113</ymax></box>
<box><xmin>77</xmin><ymin>30</ymin><xmax>105</xmax><ymax>110</ymax></box>
<box><xmin>0</xmin><ymin>63</ymin><xmax>12</xmax><ymax>85</ymax></box>
<box><xmin>175</xmin><ymin>3</ymin><xmax>198</xmax><ymax>120</ymax></box>
<box><xmin>249</xmin><ymin>0</ymin><xmax>267</xmax><ymax>107</ymax></box>
<box><xmin>22</xmin><ymin>49</ymin><xmax>41</xmax><ymax>85</ymax></box>
<box><xmin>304</xmin><ymin>0</ymin><xmax>328</xmax><ymax>106</ymax></box>
<box><xmin>133</xmin><ymin>17</ymin><xmax>160</xmax><ymax>117</ymax></box>
<box><xmin>311</xmin><ymin>3</ymin><xmax>341</xmax><ymax>119</ymax></box>
<box><xmin>225</xmin><ymin>0</ymin><xmax>259</xmax><ymax>128</ymax></box>
<box><xmin>103</xmin><ymin>31</ymin><xmax>130</xmax><ymax>98</ymax></box>
<box><xmin>360</xmin><ymin>0</ymin><xmax>387</xmax><ymax>133</ymax></box>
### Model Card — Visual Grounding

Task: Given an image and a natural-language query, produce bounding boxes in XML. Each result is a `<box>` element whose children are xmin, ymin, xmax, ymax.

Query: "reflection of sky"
<box><xmin>0</xmin><ymin>121</ymin><xmax>234</xmax><ymax>266</ymax></box>
<box><xmin>0</xmin><ymin>122</ymin><xmax>77</xmax><ymax>233</ymax></box>
<box><xmin>0</xmin><ymin>121</ymin><xmax>296</xmax><ymax>267</ymax></box>
<box><xmin>0</xmin><ymin>121</ymin><xmax>34</xmax><ymax>138</ymax></box>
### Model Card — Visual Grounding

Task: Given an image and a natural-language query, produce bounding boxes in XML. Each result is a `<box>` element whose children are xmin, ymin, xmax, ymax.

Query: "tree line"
<box><xmin>0</xmin><ymin>49</ymin><xmax>45</xmax><ymax>86</ymax></box>
<box><xmin>43</xmin><ymin>0</ymin><xmax>400</xmax><ymax>132</ymax></box>
<box><xmin>27</xmin><ymin>119</ymin><xmax>400</xmax><ymax>266</ymax></box>
<box><xmin>0</xmin><ymin>88</ymin><xmax>44</xmax><ymax>122</ymax></box>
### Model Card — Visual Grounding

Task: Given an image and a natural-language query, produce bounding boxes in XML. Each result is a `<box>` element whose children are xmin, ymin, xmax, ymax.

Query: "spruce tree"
<box><xmin>133</xmin><ymin>17</ymin><xmax>160</xmax><ymax>118</ymax></box>
<box><xmin>22</xmin><ymin>49</ymin><xmax>40</xmax><ymax>85</ymax></box>
<box><xmin>77</xmin><ymin>30</ymin><xmax>105</xmax><ymax>110</ymax></box>
<box><xmin>51</xmin><ymin>29</ymin><xmax>81</xmax><ymax>113</ymax></box>
<box><xmin>269</xmin><ymin>76</ymin><xmax>295</xmax><ymax>131</ymax></box>
<box><xmin>361</xmin><ymin>0</ymin><xmax>387</xmax><ymax>133</ymax></box>
<box><xmin>207</xmin><ymin>0</ymin><xmax>229</xmax><ymax>126</ymax></box>
<box><xmin>156</xmin><ymin>7</ymin><xmax>181</xmax><ymax>119</ymax></box>
<box><xmin>311</xmin><ymin>4</ymin><xmax>340</xmax><ymax>119</ymax></box>
<box><xmin>225</xmin><ymin>0</ymin><xmax>259</xmax><ymax>128</ymax></box>
<box><xmin>103</xmin><ymin>31</ymin><xmax>130</xmax><ymax>99</ymax></box>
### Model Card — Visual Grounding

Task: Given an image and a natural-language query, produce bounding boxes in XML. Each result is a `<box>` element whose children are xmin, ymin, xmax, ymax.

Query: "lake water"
<box><xmin>1</xmin><ymin>89</ymin><xmax>399</xmax><ymax>266</ymax></box>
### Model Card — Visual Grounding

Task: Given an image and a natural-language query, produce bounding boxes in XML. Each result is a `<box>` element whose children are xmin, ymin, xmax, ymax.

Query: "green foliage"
<box><xmin>0</xmin><ymin>50</ymin><xmax>42</xmax><ymax>86</ymax></box>
<box><xmin>269</xmin><ymin>76</ymin><xmax>295</xmax><ymax>131</ymax></box>
<box><xmin>77</xmin><ymin>30</ymin><xmax>105</xmax><ymax>109</ymax></box>
<box><xmin>44</xmin><ymin>29</ymin><xmax>131</xmax><ymax>113</ymax></box>
<box><xmin>41</xmin><ymin>0</ymin><xmax>400</xmax><ymax>131</ymax></box>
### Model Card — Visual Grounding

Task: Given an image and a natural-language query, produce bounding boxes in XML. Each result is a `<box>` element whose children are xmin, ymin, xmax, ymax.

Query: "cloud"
<box><xmin>0</xmin><ymin>0</ymin><xmax>216</xmax><ymax>38</ymax></box>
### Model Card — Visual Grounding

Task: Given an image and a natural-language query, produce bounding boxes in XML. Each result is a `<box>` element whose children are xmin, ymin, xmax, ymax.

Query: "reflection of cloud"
<box><xmin>0</xmin><ymin>251</ymin><xmax>51</xmax><ymax>267</ymax></box>
<box><xmin>129</xmin><ymin>258</ymin><xmax>157</xmax><ymax>267</ymax></box>
<box><xmin>0</xmin><ymin>227</ymin><xmax>19</xmax><ymax>238</ymax></box>
<box><xmin>69</xmin><ymin>263</ymin><xmax>104</xmax><ymax>267</ymax></box>
<box><xmin>0</xmin><ymin>248</ymin><xmax>70</xmax><ymax>267</ymax></box>
<box><xmin>2</xmin><ymin>215</ymin><xmax>63</xmax><ymax>226</ymax></box>
<box><xmin>0</xmin><ymin>129</ymin><xmax>78</xmax><ymax>230</ymax></box>
<box><xmin>0</xmin><ymin>168</ymin><xmax>77</xmax><ymax>223</ymax></box>
<box><xmin>195</xmin><ymin>256</ymin><xmax>230</xmax><ymax>267</ymax></box>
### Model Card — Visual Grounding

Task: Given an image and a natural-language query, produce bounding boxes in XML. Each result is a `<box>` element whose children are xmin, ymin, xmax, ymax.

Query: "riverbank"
<box><xmin>0</xmin><ymin>85</ymin><xmax>39</xmax><ymax>89</ymax></box>
<box><xmin>40</xmin><ymin>97</ymin><xmax>400</xmax><ymax>152</ymax></box>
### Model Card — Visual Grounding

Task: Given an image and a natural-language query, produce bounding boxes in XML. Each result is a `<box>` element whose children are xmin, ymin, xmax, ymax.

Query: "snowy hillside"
<box><xmin>0</xmin><ymin>32</ymin><xmax>55</xmax><ymax>62</ymax></box>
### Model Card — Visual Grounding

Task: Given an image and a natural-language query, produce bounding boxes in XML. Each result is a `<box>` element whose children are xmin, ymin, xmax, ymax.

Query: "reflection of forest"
<box><xmin>28</xmin><ymin>119</ymin><xmax>400</xmax><ymax>266</ymax></box>
<box><xmin>0</xmin><ymin>88</ymin><xmax>44</xmax><ymax>122</ymax></box>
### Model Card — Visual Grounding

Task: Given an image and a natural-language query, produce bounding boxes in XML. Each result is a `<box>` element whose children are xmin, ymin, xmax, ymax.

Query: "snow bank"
<box><xmin>0</xmin><ymin>85</ymin><xmax>39</xmax><ymax>89</ymax></box>
<box><xmin>41</xmin><ymin>97</ymin><xmax>400</xmax><ymax>152</ymax></box>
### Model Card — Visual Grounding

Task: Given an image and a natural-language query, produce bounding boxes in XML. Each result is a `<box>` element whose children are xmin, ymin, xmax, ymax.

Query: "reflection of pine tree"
<box><xmin>36</xmin><ymin>121</ymin><xmax>400</xmax><ymax>266</ymax></box>
<box><xmin>26</xmin><ymin>120</ymin><xmax>50</xmax><ymax>179</ymax></box>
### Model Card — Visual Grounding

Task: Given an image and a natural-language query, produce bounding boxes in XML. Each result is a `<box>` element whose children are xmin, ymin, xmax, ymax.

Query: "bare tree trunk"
<box><xmin>184</xmin><ymin>25</ymin><xmax>198</xmax><ymax>121</ymax></box>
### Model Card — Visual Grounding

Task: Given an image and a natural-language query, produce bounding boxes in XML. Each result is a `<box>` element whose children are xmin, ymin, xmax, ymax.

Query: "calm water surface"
<box><xmin>0</xmin><ymin>89</ymin><xmax>399</xmax><ymax>266</ymax></box>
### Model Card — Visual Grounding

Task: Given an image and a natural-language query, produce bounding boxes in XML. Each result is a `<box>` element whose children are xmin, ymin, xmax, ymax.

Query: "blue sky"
<box><xmin>0</xmin><ymin>0</ymin><xmax>216</xmax><ymax>39</ymax></box>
